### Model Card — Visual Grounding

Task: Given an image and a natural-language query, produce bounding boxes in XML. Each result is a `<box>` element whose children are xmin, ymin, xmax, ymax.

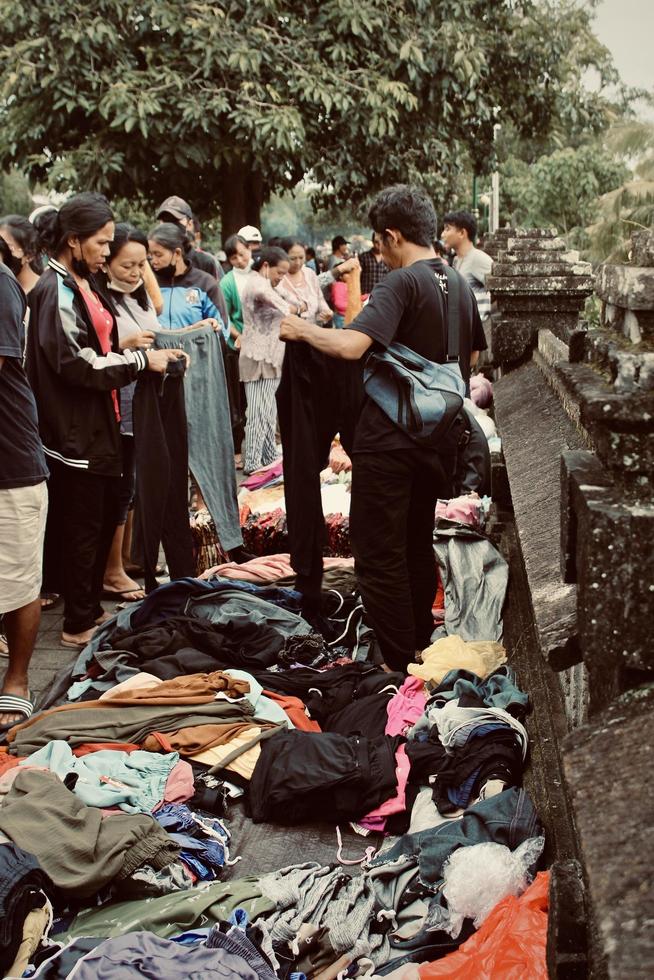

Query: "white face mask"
<box><xmin>233</xmin><ymin>260</ymin><xmax>253</xmax><ymax>275</ymax></box>
<box><xmin>109</xmin><ymin>276</ymin><xmax>144</xmax><ymax>294</ymax></box>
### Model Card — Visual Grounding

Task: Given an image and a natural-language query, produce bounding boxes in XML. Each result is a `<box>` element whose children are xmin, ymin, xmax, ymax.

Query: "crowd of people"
<box><xmin>0</xmin><ymin>184</ymin><xmax>494</xmax><ymax>727</ymax></box>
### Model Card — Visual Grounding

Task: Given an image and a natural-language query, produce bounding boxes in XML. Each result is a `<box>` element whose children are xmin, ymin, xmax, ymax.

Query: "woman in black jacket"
<box><xmin>27</xmin><ymin>193</ymin><xmax>186</xmax><ymax>649</ymax></box>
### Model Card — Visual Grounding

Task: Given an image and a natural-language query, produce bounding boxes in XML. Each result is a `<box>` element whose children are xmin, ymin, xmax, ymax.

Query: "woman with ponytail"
<box><xmin>148</xmin><ymin>222</ymin><xmax>228</xmax><ymax>334</ymax></box>
<box><xmin>27</xmin><ymin>193</ymin><xmax>186</xmax><ymax>648</ymax></box>
<box><xmin>0</xmin><ymin>215</ymin><xmax>43</xmax><ymax>294</ymax></box>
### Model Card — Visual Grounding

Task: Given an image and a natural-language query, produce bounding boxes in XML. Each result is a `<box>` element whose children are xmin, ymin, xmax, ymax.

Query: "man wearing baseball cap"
<box><xmin>237</xmin><ymin>226</ymin><xmax>263</xmax><ymax>254</ymax></box>
<box><xmin>327</xmin><ymin>234</ymin><xmax>350</xmax><ymax>270</ymax></box>
<box><xmin>156</xmin><ymin>196</ymin><xmax>219</xmax><ymax>279</ymax></box>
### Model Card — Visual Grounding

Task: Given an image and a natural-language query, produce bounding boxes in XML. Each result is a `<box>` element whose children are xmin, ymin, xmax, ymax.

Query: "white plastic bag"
<box><xmin>432</xmin><ymin>836</ymin><xmax>545</xmax><ymax>938</ymax></box>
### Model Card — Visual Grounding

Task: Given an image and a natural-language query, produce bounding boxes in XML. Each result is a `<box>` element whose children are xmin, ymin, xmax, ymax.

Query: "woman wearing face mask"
<box><xmin>277</xmin><ymin>237</ymin><xmax>333</xmax><ymax>325</ymax></box>
<box><xmin>148</xmin><ymin>222</ymin><xmax>228</xmax><ymax>335</ymax></box>
<box><xmin>0</xmin><ymin>215</ymin><xmax>42</xmax><ymax>294</ymax></box>
<box><xmin>27</xmin><ymin>194</ymin><xmax>186</xmax><ymax>648</ymax></box>
<box><xmin>220</xmin><ymin>234</ymin><xmax>252</xmax><ymax>468</ymax></box>
<box><xmin>98</xmin><ymin>223</ymin><xmax>160</xmax><ymax>601</ymax></box>
<box><xmin>240</xmin><ymin>246</ymin><xmax>305</xmax><ymax>475</ymax></box>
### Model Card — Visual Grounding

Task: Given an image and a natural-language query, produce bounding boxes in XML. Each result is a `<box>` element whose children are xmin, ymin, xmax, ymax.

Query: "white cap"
<box><xmin>237</xmin><ymin>225</ymin><xmax>262</xmax><ymax>243</ymax></box>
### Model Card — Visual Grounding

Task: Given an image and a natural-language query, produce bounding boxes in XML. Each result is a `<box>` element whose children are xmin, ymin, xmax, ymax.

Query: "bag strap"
<box><xmin>442</xmin><ymin>264</ymin><xmax>460</xmax><ymax>362</ymax></box>
<box><xmin>429</xmin><ymin>263</ymin><xmax>460</xmax><ymax>363</ymax></box>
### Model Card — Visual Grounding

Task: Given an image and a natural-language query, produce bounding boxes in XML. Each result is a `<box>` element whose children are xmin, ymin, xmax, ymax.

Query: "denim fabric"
<box><xmin>154</xmin><ymin>803</ymin><xmax>232</xmax><ymax>881</ymax></box>
<box><xmin>188</xmin><ymin>590</ymin><xmax>312</xmax><ymax>640</ymax></box>
<box><xmin>131</xmin><ymin>577</ymin><xmax>303</xmax><ymax>629</ymax></box>
<box><xmin>0</xmin><ymin>842</ymin><xmax>51</xmax><ymax>975</ymax></box>
<box><xmin>154</xmin><ymin>325</ymin><xmax>242</xmax><ymax>551</ymax></box>
<box><xmin>367</xmin><ymin>787</ymin><xmax>540</xmax><ymax>893</ymax></box>
<box><xmin>428</xmin><ymin>666</ymin><xmax>530</xmax><ymax>715</ymax></box>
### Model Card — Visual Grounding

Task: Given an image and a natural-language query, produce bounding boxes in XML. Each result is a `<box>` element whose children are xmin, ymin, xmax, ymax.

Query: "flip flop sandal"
<box><xmin>60</xmin><ymin>633</ymin><xmax>95</xmax><ymax>649</ymax></box>
<box><xmin>40</xmin><ymin>592</ymin><xmax>61</xmax><ymax>609</ymax></box>
<box><xmin>101</xmin><ymin>588</ymin><xmax>146</xmax><ymax>601</ymax></box>
<box><xmin>0</xmin><ymin>692</ymin><xmax>33</xmax><ymax>726</ymax></box>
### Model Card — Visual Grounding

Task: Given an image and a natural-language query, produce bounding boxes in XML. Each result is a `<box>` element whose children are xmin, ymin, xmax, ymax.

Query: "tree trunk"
<box><xmin>218</xmin><ymin>163</ymin><xmax>265</xmax><ymax>240</ymax></box>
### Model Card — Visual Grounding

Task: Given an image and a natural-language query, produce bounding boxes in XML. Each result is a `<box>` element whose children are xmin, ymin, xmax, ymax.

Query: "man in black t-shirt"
<box><xmin>0</xmin><ymin>261</ymin><xmax>49</xmax><ymax>726</ymax></box>
<box><xmin>280</xmin><ymin>185</ymin><xmax>486</xmax><ymax>672</ymax></box>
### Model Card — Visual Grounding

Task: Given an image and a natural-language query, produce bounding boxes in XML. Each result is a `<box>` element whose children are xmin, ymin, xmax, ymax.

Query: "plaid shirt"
<box><xmin>359</xmin><ymin>249</ymin><xmax>390</xmax><ymax>295</ymax></box>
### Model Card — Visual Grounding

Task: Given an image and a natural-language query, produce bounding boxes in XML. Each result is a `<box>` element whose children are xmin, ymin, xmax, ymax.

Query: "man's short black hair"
<box><xmin>368</xmin><ymin>185</ymin><xmax>437</xmax><ymax>248</ymax></box>
<box><xmin>332</xmin><ymin>235</ymin><xmax>349</xmax><ymax>251</ymax></box>
<box><xmin>443</xmin><ymin>210</ymin><xmax>477</xmax><ymax>243</ymax></box>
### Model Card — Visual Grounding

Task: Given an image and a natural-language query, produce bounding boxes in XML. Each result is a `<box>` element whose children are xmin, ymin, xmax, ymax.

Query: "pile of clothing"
<box><xmin>0</xmin><ymin>508</ymin><xmax>548</xmax><ymax>977</ymax></box>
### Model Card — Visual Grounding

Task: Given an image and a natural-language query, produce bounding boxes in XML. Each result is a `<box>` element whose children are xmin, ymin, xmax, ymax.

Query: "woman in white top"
<box><xmin>277</xmin><ymin>237</ymin><xmax>333</xmax><ymax>324</ymax></box>
<box><xmin>240</xmin><ymin>246</ymin><xmax>304</xmax><ymax>475</ymax></box>
<box><xmin>100</xmin><ymin>224</ymin><xmax>160</xmax><ymax>600</ymax></box>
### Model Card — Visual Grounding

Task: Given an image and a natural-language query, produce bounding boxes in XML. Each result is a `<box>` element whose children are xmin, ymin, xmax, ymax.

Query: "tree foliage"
<box><xmin>585</xmin><ymin>120</ymin><xmax>654</xmax><ymax>261</ymax></box>
<box><xmin>0</xmin><ymin>0</ymin><xmax>631</xmax><ymax>232</ymax></box>
<box><xmin>0</xmin><ymin>170</ymin><xmax>33</xmax><ymax>216</ymax></box>
<box><xmin>500</xmin><ymin>143</ymin><xmax>629</xmax><ymax>234</ymax></box>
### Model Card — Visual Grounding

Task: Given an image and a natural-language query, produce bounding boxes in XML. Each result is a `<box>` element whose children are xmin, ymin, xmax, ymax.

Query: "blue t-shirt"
<box><xmin>156</xmin><ymin>266</ymin><xmax>228</xmax><ymax>341</ymax></box>
<box><xmin>0</xmin><ymin>265</ymin><xmax>49</xmax><ymax>488</ymax></box>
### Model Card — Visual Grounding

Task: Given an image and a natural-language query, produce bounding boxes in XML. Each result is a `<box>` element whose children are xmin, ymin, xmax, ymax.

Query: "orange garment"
<box><xmin>344</xmin><ymin>265</ymin><xmax>363</xmax><ymax>324</ymax></box>
<box><xmin>262</xmin><ymin>690</ymin><xmax>321</xmax><ymax>732</ymax></box>
<box><xmin>101</xmin><ymin>671</ymin><xmax>251</xmax><ymax>706</ymax></box>
<box><xmin>141</xmin><ymin>720</ymin><xmax>270</xmax><ymax>756</ymax></box>
<box><xmin>417</xmin><ymin>872</ymin><xmax>550</xmax><ymax>980</ymax></box>
<box><xmin>0</xmin><ymin>752</ymin><xmax>21</xmax><ymax>775</ymax></box>
<box><xmin>73</xmin><ymin>743</ymin><xmax>141</xmax><ymax>757</ymax></box>
<box><xmin>141</xmin><ymin>732</ymin><xmax>175</xmax><ymax>753</ymax></box>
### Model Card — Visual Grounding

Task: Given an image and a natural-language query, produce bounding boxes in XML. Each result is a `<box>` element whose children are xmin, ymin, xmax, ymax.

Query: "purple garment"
<box><xmin>71</xmin><ymin>931</ymin><xmax>268</xmax><ymax>979</ymax></box>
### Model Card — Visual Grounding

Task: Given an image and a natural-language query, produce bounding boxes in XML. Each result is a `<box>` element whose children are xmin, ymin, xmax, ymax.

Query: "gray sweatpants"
<box><xmin>155</xmin><ymin>325</ymin><xmax>242</xmax><ymax>551</ymax></box>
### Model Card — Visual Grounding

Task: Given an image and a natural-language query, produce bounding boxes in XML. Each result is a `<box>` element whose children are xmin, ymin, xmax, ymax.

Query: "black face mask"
<box><xmin>71</xmin><ymin>255</ymin><xmax>93</xmax><ymax>280</ymax></box>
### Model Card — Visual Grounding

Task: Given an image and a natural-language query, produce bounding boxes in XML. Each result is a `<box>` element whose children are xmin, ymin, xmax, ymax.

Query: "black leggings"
<box><xmin>44</xmin><ymin>460</ymin><xmax>121</xmax><ymax>634</ymax></box>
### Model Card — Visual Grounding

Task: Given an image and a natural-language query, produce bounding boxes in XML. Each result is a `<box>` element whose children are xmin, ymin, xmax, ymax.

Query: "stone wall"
<box><xmin>489</xmin><ymin>229</ymin><xmax>654</xmax><ymax>977</ymax></box>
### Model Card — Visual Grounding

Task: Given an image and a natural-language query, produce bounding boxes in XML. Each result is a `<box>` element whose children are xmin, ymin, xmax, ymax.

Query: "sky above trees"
<box><xmin>593</xmin><ymin>0</ymin><xmax>653</xmax><ymax>115</ymax></box>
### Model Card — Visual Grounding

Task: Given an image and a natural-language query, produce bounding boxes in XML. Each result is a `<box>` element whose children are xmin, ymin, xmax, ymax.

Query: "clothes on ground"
<box><xmin>409</xmin><ymin>636</ymin><xmax>506</xmax><ymax>685</ymax></box>
<box><xmin>0</xmin><ymin>840</ymin><xmax>52</xmax><ymax>976</ymax></box>
<box><xmin>432</xmin><ymin>525</ymin><xmax>508</xmax><ymax>642</ymax></box>
<box><xmin>0</xmin><ymin>770</ymin><xmax>179</xmax><ymax>897</ymax></box>
<box><xmin>19</xmin><ymin>741</ymin><xmax>184</xmax><ymax>814</ymax></box>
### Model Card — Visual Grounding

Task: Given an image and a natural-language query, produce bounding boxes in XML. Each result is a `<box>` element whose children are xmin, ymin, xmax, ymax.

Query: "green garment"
<box><xmin>220</xmin><ymin>269</ymin><xmax>244</xmax><ymax>350</ymax></box>
<box><xmin>0</xmin><ymin>770</ymin><xmax>179</xmax><ymax>898</ymax></box>
<box><xmin>10</xmin><ymin>699</ymin><xmax>255</xmax><ymax>756</ymax></box>
<box><xmin>59</xmin><ymin>876</ymin><xmax>274</xmax><ymax>940</ymax></box>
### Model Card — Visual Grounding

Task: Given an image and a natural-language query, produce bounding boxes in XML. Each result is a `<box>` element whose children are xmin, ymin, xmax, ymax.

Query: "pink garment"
<box><xmin>359</xmin><ymin>744</ymin><xmax>410</xmax><ymax>832</ymax></box>
<box><xmin>205</xmin><ymin>554</ymin><xmax>295</xmax><ymax>584</ymax></box>
<box><xmin>331</xmin><ymin>280</ymin><xmax>348</xmax><ymax>315</ymax></box>
<box><xmin>470</xmin><ymin>374</ymin><xmax>493</xmax><ymax>408</ymax></box>
<box><xmin>241</xmin><ymin>460</ymin><xmax>284</xmax><ymax>490</ymax></box>
<box><xmin>386</xmin><ymin>677</ymin><xmax>427</xmax><ymax>737</ymax></box>
<box><xmin>202</xmin><ymin>554</ymin><xmax>355</xmax><ymax>585</ymax></box>
<box><xmin>162</xmin><ymin>759</ymin><xmax>195</xmax><ymax>806</ymax></box>
<box><xmin>436</xmin><ymin>495</ymin><xmax>481</xmax><ymax>527</ymax></box>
